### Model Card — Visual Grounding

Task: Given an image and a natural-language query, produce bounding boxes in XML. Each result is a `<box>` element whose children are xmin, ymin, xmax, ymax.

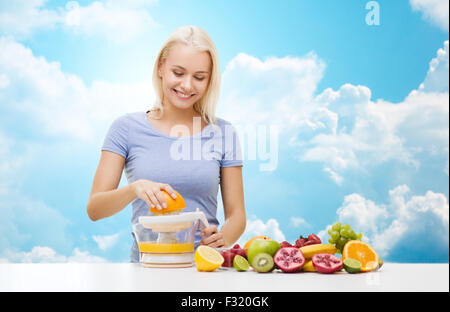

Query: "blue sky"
<box><xmin>0</xmin><ymin>0</ymin><xmax>448</xmax><ymax>263</ymax></box>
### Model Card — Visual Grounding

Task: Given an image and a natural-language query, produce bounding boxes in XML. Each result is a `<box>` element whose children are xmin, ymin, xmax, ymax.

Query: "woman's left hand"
<box><xmin>200</xmin><ymin>225</ymin><xmax>225</xmax><ymax>248</ymax></box>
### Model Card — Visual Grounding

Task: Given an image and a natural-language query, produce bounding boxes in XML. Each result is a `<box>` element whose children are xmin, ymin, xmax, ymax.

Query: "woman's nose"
<box><xmin>180</xmin><ymin>76</ymin><xmax>193</xmax><ymax>92</ymax></box>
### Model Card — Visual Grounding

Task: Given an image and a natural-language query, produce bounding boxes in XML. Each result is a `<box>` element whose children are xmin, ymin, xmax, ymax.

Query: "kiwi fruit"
<box><xmin>251</xmin><ymin>253</ymin><xmax>275</xmax><ymax>273</ymax></box>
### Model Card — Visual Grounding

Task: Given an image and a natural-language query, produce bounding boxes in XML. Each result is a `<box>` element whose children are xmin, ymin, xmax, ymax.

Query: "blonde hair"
<box><xmin>150</xmin><ymin>25</ymin><xmax>220</xmax><ymax>124</ymax></box>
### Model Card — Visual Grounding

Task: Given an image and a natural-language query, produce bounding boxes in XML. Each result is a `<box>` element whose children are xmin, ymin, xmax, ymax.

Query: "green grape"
<box><xmin>340</xmin><ymin>228</ymin><xmax>349</xmax><ymax>238</ymax></box>
<box><xmin>330</xmin><ymin>230</ymin><xmax>340</xmax><ymax>241</ymax></box>
<box><xmin>331</xmin><ymin>222</ymin><xmax>341</xmax><ymax>231</ymax></box>
<box><xmin>329</xmin><ymin>222</ymin><xmax>365</xmax><ymax>252</ymax></box>
<box><xmin>336</xmin><ymin>237</ymin><xmax>347</xmax><ymax>251</ymax></box>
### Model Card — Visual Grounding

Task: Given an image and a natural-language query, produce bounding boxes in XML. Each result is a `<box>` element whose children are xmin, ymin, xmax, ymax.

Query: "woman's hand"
<box><xmin>200</xmin><ymin>225</ymin><xmax>225</xmax><ymax>248</ymax></box>
<box><xmin>131</xmin><ymin>179</ymin><xmax>177</xmax><ymax>210</ymax></box>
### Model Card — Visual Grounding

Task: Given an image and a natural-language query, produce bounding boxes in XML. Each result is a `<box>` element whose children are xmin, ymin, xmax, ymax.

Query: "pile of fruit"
<box><xmin>327</xmin><ymin>221</ymin><xmax>363</xmax><ymax>253</ymax></box>
<box><xmin>194</xmin><ymin>223</ymin><xmax>382</xmax><ymax>274</ymax></box>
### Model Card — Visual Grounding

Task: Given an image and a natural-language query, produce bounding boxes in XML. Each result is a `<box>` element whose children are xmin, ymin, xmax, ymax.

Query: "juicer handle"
<box><xmin>194</xmin><ymin>208</ymin><xmax>209</xmax><ymax>230</ymax></box>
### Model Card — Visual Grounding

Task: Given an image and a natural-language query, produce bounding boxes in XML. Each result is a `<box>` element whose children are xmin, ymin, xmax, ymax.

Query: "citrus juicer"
<box><xmin>132</xmin><ymin>191</ymin><xmax>209</xmax><ymax>268</ymax></box>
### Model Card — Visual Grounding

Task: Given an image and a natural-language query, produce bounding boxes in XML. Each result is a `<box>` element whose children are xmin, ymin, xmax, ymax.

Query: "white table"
<box><xmin>0</xmin><ymin>263</ymin><xmax>448</xmax><ymax>292</ymax></box>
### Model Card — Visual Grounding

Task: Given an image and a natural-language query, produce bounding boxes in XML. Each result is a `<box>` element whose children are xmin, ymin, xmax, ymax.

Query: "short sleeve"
<box><xmin>101</xmin><ymin>115</ymin><xmax>129</xmax><ymax>158</ymax></box>
<box><xmin>220</xmin><ymin>122</ymin><xmax>243</xmax><ymax>168</ymax></box>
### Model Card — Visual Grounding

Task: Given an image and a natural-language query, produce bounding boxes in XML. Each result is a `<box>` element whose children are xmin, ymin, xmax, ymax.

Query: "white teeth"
<box><xmin>175</xmin><ymin>89</ymin><xmax>192</xmax><ymax>98</ymax></box>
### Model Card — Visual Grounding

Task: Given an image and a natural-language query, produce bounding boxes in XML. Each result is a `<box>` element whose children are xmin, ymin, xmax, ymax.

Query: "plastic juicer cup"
<box><xmin>132</xmin><ymin>210</ymin><xmax>208</xmax><ymax>268</ymax></box>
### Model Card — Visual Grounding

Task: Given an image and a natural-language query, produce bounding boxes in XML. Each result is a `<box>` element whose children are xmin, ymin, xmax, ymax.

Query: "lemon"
<box><xmin>194</xmin><ymin>246</ymin><xmax>224</xmax><ymax>272</ymax></box>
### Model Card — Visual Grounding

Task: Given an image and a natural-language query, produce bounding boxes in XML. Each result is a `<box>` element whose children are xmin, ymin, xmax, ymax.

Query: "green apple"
<box><xmin>247</xmin><ymin>239</ymin><xmax>281</xmax><ymax>264</ymax></box>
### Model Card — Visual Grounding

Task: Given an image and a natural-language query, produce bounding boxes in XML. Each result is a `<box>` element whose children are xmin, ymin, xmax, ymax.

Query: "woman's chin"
<box><xmin>169</xmin><ymin>97</ymin><xmax>197</xmax><ymax>110</ymax></box>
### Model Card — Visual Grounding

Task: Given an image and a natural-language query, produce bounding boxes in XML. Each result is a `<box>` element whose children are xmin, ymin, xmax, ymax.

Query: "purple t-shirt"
<box><xmin>101</xmin><ymin>111</ymin><xmax>243</xmax><ymax>262</ymax></box>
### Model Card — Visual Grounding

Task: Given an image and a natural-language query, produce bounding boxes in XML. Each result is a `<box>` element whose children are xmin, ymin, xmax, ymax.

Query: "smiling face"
<box><xmin>158</xmin><ymin>42</ymin><xmax>212</xmax><ymax>112</ymax></box>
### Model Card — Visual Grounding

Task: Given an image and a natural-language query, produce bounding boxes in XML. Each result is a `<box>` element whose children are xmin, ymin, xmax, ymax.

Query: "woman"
<box><xmin>86</xmin><ymin>25</ymin><xmax>246</xmax><ymax>262</ymax></box>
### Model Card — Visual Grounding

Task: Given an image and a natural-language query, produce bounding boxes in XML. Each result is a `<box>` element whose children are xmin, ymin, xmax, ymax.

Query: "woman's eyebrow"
<box><xmin>172</xmin><ymin>65</ymin><xmax>209</xmax><ymax>74</ymax></box>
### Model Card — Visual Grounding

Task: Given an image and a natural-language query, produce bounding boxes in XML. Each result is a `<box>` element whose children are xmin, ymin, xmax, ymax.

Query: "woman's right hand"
<box><xmin>131</xmin><ymin>179</ymin><xmax>178</xmax><ymax>210</ymax></box>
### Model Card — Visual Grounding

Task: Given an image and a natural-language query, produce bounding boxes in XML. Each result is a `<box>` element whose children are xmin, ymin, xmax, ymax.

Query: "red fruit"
<box><xmin>221</xmin><ymin>250</ymin><xmax>235</xmax><ymax>267</ymax></box>
<box><xmin>233</xmin><ymin>244</ymin><xmax>241</xmax><ymax>249</ymax></box>
<box><xmin>295</xmin><ymin>238</ymin><xmax>306</xmax><ymax>248</ymax></box>
<box><xmin>307</xmin><ymin>233</ymin><xmax>321</xmax><ymax>244</ymax></box>
<box><xmin>280</xmin><ymin>241</ymin><xmax>292</xmax><ymax>248</ymax></box>
<box><xmin>312</xmin><ymin>253</ymin><xmax>343</xmax><ymax>274</ymax></box>
<box><xmin>273</xmin><ymin>247</ymin><xmax>305</xmax><ymax>273</ymax></box>
<box><xmin>234</xmin><ymin>249</ymin><xmax>247</xmax><ymax>259</ymax></box>
<box><xmin>303</xmin><ymin>240</ymin><xmax>318</xmax><ymax>246</ymax></box>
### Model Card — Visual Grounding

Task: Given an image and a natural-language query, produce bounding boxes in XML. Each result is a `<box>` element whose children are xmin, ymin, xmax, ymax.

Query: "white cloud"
<box><xmin>289</xmin><ymin>216</ymin><xmax>310</xmax><ymax>229</ymax></box>
<box><xmin>410</xmin><ymin>0</ymin><xmax>449</xmax><ymax>31</ymax></box>
<box><xmin>93</xmin><ymin>233</ymin><xmax>120</xmax><ymax>251</ymax></box>
<box><xmin>419</xmin><ymin>40</ymin><xmax>449</xmax><ymax>93</ymax></box>
<box><xmin>0</xmin><ymin>36</ymin><xmax>153</xmax><ymax>263</ymax></box>
<box><xmin>300</xmin><ymin>42</ymin><xmax>449</xmax><ymax>183</ymax></box>
<box><xmin>336</xmin><ymin>193</ymin><xmax>389</xmax><ymax>235</ymax></box>
<box><xmin>0</xmin><ymin>37</ymin><xmax>154</xmax><ymax>143</ymax></box>
<box><xmin>218</xmin><ymin>41</ymin><xmax>449</xmax><ymax>185</ymax></box>
<box><xmin>62</xmin><ymin>0</ymin><xmax>160</xmax><ymax>44</ymax></box>
<box><xmin>0</xmin><ymin>0</ymin><xmax>160</xmax><ymax>43</ymax></box>
<box><xmin>0</xmin><ymin>0</ymin><xmax>62</xmax><ymax>37</ymax></box>
<box><xmin>0</xmin><ymin>125</ymin><xmax>79</xmax><ymax>263</ymax></box>
<box><xmin>0</xmin><ymin>186</ymin><xmax>72</xmax><ymax>254</ymax></box>
<box><xmin>323</xmin><ymin>167</ymin><xmax>343</xmax><ymax>186</ymax></box>
<box><xmin>3</xmin><ymin>34</ymin><xmax>447</xmax><ymax>185</ymax></box>
<box><xmin>218</xmin><ymin>51</ymin><xmax>326</xmax><ymax>132</ymax></box>
<box><xmin>236</xmin><ymin>216</ymin><xmax>286</xmax><ymax>246</ymax></box>
<box><xmin>3</xmin><ymin>246</ymin><xmax>107</xmax><ymax>263</ymax></box>
<box><xmin>334</xmin><ymin>185</ymin><xmax>449</xmax><ymax>259</ymax></box>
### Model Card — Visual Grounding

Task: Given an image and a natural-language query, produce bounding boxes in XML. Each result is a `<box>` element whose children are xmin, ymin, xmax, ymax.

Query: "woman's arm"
<box><xmin>219</xmin><ymin>166</ymin><xmax>246</xmax><ymax>246</ymax></box>
<box><xmin>200</xmin><ymin>166</ymin><xmax>246</xmax><ymax>247</ymax></box>
<box><xmin>87</xmin><ymin>151</ymin><xmax>135</xmax><ymax>221</ymax></box>
<box><xmin>87</xmin><ymin>151</ymin><xmax>179</xmax><ymax>221</ymax></box>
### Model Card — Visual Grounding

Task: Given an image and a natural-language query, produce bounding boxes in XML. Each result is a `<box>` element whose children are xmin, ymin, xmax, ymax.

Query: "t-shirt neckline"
<box><xmin>142</xmin><ymin>111</ymin><xmax>212</xmax><ymax>139</ymax></box>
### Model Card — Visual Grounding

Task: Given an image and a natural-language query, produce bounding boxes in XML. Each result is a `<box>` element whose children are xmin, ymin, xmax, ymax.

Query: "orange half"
<box><xmin>342</xmin><ymin>240</ymin><xmax>379</xmax><ymax>272</ymax></box>
<box><xmin>149</xmin><ymin>190</ymin><xmax>185</xmax><ymax>215</ymax></box>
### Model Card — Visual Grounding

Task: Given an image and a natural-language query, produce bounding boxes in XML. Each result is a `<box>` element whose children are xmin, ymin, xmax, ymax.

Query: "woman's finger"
<box><xmin>152</xmin><ymin>187</ymin><xmax>167</xmax><ymax>209</ymax></box>
<box><xmin>139</xmin><ymin>189</ymin><xmax>154</xmax><ymax>209</ymax></box>
<box><xmin>160</xmin><ymin>183</ymin><xmax>177</xmax><ymax>199</ymax></box>
<box><xmin>209</xmin><ymin>238</ymin><xmax>225</xmax><ymax>248</ymax></box>
<box><xmin>200</xmin><ymin>225</ymin><xmax>218</xmax><ymax>238</ymax></box>
<box><xmin>201</xmin><ymin>233</ymin><xmax>219</xmax><ymax>246</ymax></box>
<box><xmin>146</xmin><ymin>190</ymin><xmax>160</xmax><ymax>210</ymax></box>
<box><xmin>201</xmin><ymin>234</ymin><xmax>225</xmax><ymax>248</ymax></box>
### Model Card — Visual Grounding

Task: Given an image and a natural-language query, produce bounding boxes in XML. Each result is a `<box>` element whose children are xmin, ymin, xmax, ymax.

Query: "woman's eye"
<box><xmin>173</xmin><ymin>71</ymin><xmax>204</xmax><ymax>81</ymax></box>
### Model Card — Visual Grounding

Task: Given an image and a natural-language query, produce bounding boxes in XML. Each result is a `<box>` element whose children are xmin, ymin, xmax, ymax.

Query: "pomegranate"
<box><xmin>273</xmin><ymin>247</ymin><xmax>306</xmax><ymax>273</ymax></box>
<box><xmin>312</xmin><ymin>253</ymin><xmax>343</xmax><ymax>274</ymax></box>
